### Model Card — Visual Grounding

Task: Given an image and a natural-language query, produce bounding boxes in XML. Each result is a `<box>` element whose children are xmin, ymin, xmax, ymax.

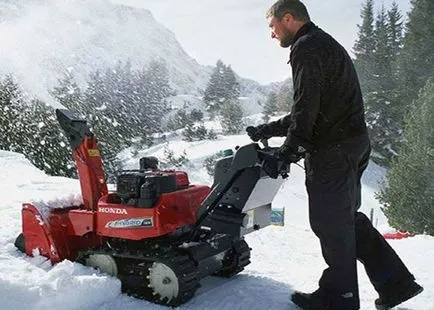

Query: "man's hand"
<box><xmin>246</xmin><ymin>124</ymin><xmax>272</xmax><ymax>142</ymax></box>
<box><xmin>275</xmin><ymin>144</ymin><xmax>304</xmax><ymax>164</ymax></box>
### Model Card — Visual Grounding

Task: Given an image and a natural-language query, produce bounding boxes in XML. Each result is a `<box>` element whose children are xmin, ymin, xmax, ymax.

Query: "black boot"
<box><xmin>291</xmin><ymin>290</ymin><xmax>330</xmax><ymax>310</ymax></box>
<box><xmin>375</xmin><ymin>280</ymin><xmax>423</xmax><ymax>310</ymax></box>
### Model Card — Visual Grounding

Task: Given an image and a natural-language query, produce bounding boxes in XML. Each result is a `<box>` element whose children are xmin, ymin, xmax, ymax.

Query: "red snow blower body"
<box><xmin>15</xmin><ymin>109</ymin><xmax>287</xmax><ymax>306</ymax></box>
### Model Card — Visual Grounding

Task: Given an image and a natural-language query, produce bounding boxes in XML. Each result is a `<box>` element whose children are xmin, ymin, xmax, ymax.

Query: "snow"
<box><xmin>0</xmin><ymin>135</ymin><xmax>433</xmax><ymax>310</ymax></box>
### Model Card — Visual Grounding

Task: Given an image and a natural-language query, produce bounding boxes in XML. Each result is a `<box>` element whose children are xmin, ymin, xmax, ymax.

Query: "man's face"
<box><xmin>268</xmin><ymin>14</ymin><xmax>295</xmax><ymax>48</ymax></box>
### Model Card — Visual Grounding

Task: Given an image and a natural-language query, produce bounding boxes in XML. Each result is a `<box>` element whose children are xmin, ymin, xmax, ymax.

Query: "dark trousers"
<box><xmin>304</xmin><ymin>135</ymin><xmax>414</xmax><ymax>309</ymax></box>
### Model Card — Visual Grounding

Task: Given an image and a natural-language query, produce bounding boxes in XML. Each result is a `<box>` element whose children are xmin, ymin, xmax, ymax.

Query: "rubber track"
<box><xmin>216</xmin><ymin>239</ymin><xmax>251</xmax><ymax>278</ymax></box>
<box><xmin>79</xmin><ymin>247</ymin><xmax>200</xmax><ymax>306</ymax></box>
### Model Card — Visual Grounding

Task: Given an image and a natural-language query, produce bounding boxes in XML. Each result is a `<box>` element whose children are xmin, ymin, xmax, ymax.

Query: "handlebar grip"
<box><xmin>257</xmin><ymin>148</ymin><xmax>290</xmax><ymax>179</ymax></box>
<box><xmin>246</xmin><ymin>126</ymin><xmax>255</xmax><ymax>134</ymax></box>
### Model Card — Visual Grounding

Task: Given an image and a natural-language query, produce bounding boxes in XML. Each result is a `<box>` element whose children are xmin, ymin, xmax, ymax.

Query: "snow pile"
<box><xmin>0</xmin><ymin>259</ymin><xmax>121</xmax><ymax>310</ymax></box>
<box><xmin>32</xmin><ymin>194</ymin><xmax>83</xmax><ymax>221</ymax></box>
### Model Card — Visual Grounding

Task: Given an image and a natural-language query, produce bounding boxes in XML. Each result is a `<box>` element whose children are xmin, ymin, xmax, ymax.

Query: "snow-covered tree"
<box><xmin>398</xmin><ymin>0</ymin><xmax>434</xmax><ymax>110</ymax></box>
<box><xmin>364</xmin><ymin>5</ymin><xmax>401</xmax><ymax>163</ymax></box>
<box><xmin>220</xmin><ymin>99</ymin><xmax>244</xmax><ymax>134</ymax></box>
<box><xmin>276</xmin><ymin>82</ymin><xmax>294</xmax><ymax>113</ymax></box>
<box><xmin>387</xmin><ymin>2</ymin><xmax>403</xmax><ymax>57</ymax></box>
<box><xmin>65</xmin><ymin>60</ymin><xmax>174</xmax><ymax>179</ymax></box>
<box><xmin>20</xmin><ymin>100</ymin><xmax>75</xmax><ymax>177</ymax></box>
<box><xmin>204</xmin><ymin>60</ymin><xmax>240</xmax><ymax>116</ymax></box>
<box><xmin>353</xmin><ymin>1</ymin><xmax>405</xmax><ymax>164</ymax></box>
<box><xmin>262</xmin><ymin>91</ymin><xmax>278</xmax><ymax>122</ymax></box>
<box><xmin>1</xmin><ymin>76</ymin><xmax>74</xmax><ymax>177</ymax></box>
<box><xmin>138</xmin><ymin>60</ymin><xmax>173</xmax><ymax>132</ymax></box>
<box><xmin>378</xmin><ymin>79</ymin><xmax>434</xmax><ymax>235</ymax></box>
<box><xmin>51</xmin><ymin>70</ymin><xmax>84</xmax><ymax>113</ymax></box>
<box><xmin>0</xmin><ymin>76</ymin><xmax>25</xmax><ymax>152</ymax></box>
<box><xmin>166</xmin><ymin>108</ymin><xmax>191</xmax><ymax>131</ymax></box>
<box><xmin>183</xmin><ymin>123</ymin><xmax>206</xmax><ymax>141</ymax></box>
<box><xmin>222</xmin><ymin>64</ymin><xmax>240</xmax><ymax>101</ymax></box>
<box><xmin>190</xmin><ymin>109</ymin><xmax>204</xmax><ymax>122</ymax></box>
<box><xmin>182</xmin><ymin>123</ymin><xmax>216</xmax><ymax>142</ymax></box>
<box><xmin>83</xmin><ymin>67</ymin><xmax>126</xmax><ymax>179</ymax></box>
<box><xmin>161</xmin><ymin>146</ymin><xmax>189</xmax><ymax>170</ymax></box>
<box><xmin>181</xmin><ymin>108</ymin><xmax>216</xmax><ymax>142</ymax></box>
<box><xmin>354</xmin><ymin>0</ymin><xmax>376</xmax><ymax>95</ymax></box>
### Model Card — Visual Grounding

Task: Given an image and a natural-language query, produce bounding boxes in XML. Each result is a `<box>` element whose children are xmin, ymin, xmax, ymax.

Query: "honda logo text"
<box><xmin>98</xmin><ymin>207</ymin><xmax>128</xmax><ymax>215</ymax></box>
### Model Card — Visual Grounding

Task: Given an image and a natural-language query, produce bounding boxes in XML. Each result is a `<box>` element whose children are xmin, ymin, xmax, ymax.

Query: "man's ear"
<box><xmin>282</xmin><ymin>12</ymin><xmax>293</xmax><ymax>25</ymax></box>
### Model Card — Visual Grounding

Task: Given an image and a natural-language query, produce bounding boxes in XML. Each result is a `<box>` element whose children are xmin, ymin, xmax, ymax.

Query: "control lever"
<box><xmin>257</xmin><ymin>146</ymin><xmax>290</xmax><ymax>179</ymax></box>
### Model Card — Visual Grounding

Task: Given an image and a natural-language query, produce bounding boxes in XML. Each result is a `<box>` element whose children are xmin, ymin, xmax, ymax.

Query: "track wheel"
<box><xmin>214</xmin><ymin>239</ymin><xmax>251</xmax><ymax>278</ymax></box>
<box><xmin>85</xmin><ymin>254</ymin><xmax>118</xmax><ymax>276</ymax></box>
<box><xmin>148</xmin><ymin>262</ymin><xmax>180</xmax><ymax>303</ymax></box>
<box><xmin>141</xmin><ymin>254</ymin><xmax>198</xmax><ymax>306</ymax></box>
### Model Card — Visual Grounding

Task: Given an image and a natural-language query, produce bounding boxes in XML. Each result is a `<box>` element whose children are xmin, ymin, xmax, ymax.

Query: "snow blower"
<box><xmin>15</xmin><ymin>109</ymin><xmax>288</xmax><ymax>306</ymax></box>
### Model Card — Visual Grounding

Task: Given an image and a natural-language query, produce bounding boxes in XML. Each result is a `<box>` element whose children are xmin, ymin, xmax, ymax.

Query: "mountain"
<box><xmin>109</xmin><ymin>0</ymin><xmax>412</xmax><ymax>84</ymax></box>
<box><xmin>0</xmin><ymin>0</ymin><xmax>278</xmax><ymax>112</ymax></box>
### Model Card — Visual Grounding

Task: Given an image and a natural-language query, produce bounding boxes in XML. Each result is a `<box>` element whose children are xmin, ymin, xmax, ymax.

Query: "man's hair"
<box><xmin>266</xmin><ymin>0</ymin><xmax>310</xmax><ymax>22</ymax></box>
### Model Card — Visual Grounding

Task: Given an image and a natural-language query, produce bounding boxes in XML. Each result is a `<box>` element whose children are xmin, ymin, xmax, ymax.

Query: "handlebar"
<box><xmin>259</xmin><ymin>138</ymin><xmax>269</xmax><ymax>148</ymax></box>
<box><xmin>255</xmin><ymin>140</ymin><xmax>290</xmax><ymax>179</ymax></box>
<box><xmin>244</xmin><ymin>128</ymin><xmax>292</xmax><ymax>179</ymax></box>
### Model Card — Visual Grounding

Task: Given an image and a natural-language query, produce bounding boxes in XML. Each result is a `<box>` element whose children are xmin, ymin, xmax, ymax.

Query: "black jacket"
<box><xmin>268</xmin><ymin>22</ymin><xmax>368</xmax><ymax>153</ymax></box>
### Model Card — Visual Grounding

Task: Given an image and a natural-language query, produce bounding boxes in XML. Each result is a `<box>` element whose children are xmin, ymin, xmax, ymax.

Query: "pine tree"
<box><xmin>2</xmin><ymin>59</ymin><xmax>175</xmax><ymax>179</ymax></box>
<box><xmin>0</xmin><ymin>76</ymin><xmax>25</xmax><ymax>152</ymax></box>
<box><xmin>182</xmin><ymin>123</ymin><xmax>209</xmax><ymax>142</ymax></box>
<box><xmin>166</xmin><ymin>108</ymin><xmax>190</xmax><ymax>131</ymax></box>
<box><xmin>262</xmin><ymin>91</ymin><xmax>278</xmax><ymax>122</ymax></box>
<box><xmin>353</xmin><ymin>0</ymin><xmax>376</xmax><ymax>94</ymax></box>
<box><xmin>204</xmin><ymin>60</ymin><xmax>240</xmax><ymax>116</ymax></box>
<box><xmin>181</xmin><ymin>108</ymin><xmax>213</xmax><ymax>142</ymax></box>
<box><xmin>73</xmin><ymin>60</ymin><xmax>174</xmax><ymax>179</ymax></box>
<box><xmin>103</xmin><ymin>61</ymin><xmax>144</xmax><ymax>143</ymax></box>
<box><xmin>20</xmin><ymin>100</ymin><xmax>75</xmax><ymax>177</ymax></box>
<box><xmin>1</xmin><ymin>77</ymin><xmax>74</xmax><ymax>177</ymax></box>
<box><xmin>138</xmin><ymin>60</ymin><xmax>173</xmax><ymax>132</ymax></box>
<box><xmin>354</xmin><ymin>2</ymin><xmax>405</xmax><ymax>164</ymax></box>
<box><xmin>161</xmin><ymin>146</ymin><xmax>189</xmax><ymax>170</ymax></box>
<box><xmin>386</xmin><ymin>1</ymin><xmax>405</xmax><ymax>121</ymax></box>
<box><xmin>190</xmin><ymin>109</ymin><xmax>204</xmax><ymax>122</ymax></box>
<box><xmin>387</xmin><ymin>2</ymin><xmax>403</xmax><ymax>57</ymax></box>
<box><xmin>220</xmin><ymin>99</ymin><xmax>244</xmax><ymax>134</ymax></box>
<box><xmin>85</xmin><ymin>71</ymin><xmax>122</xmax><ymax>141</ymax></box>
<box><xmin>276</xmin><ymin>82</ymin><xmax>294</xmax><ymax>113</ymax></box>
<box><xmin>399</xmin><ymin>0</ymin><xmax>434</xmax><ymax>109</ymax></box>
<box><xmin>222</xmin><ymin>64</ymin><xmax>240</xmax><ymax>101</ymax></box>
<box><xmin>204</xmin><ymin>60</ymin><xmax>226</xmax><ymax>115</ymax></box>
<box><xmin>51</xmin><ymin>70</ymin><xmax>84</xmax><ymax>113</ymax></box>
<box><xmin>374</xmin><ymin>6</ymin><xmax>393</xmax><ymax>90</ymax></box>
<box><xmin>364</xmin><ymin>5</ymin><xmax>399</xmax><ymax>162</ymax></box>
<box><xmin>84</xmin><ymin>70</ymin><xmax>107</xmax><ymax>113</ymax></box>
<box><xmin>82</xmin><ymin>66</ymin><xmax>129</xmax><ymax>179</ymax></box>
<box><xmin>378</xmin><ymin>79</ymin><xmax>434</xmax><ymax>235</ymax></box>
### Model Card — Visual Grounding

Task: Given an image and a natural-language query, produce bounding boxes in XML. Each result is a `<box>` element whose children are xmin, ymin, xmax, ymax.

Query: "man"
<box><xmin>246</xmin><ymin>1</ymin><xmax>424</xmax><ymax>309</ymax></box>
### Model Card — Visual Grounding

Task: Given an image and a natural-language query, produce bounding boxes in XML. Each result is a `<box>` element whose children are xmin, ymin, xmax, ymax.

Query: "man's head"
<box><xmin>266</xmin><ymin>0</ymin><xmax>310</xmax><ymax>48</ymax></box>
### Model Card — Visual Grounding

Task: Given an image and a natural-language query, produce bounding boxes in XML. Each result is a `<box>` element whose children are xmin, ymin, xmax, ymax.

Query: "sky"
<box><xmin>0</xmin><ymin>115</ymin><xmax>432</xmax><ymax>309</ymax></box>
<box><xmin>110</xmin><ymin>0</ymin><xmax>412</xmax><ymax>84</ymax></box>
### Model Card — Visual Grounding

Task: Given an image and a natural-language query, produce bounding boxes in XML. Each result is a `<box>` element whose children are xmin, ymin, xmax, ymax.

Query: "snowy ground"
<box><xmin>0</xmin><ymin>133</ymin><xmax>433</xmax><ymax>310</ymax></box>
